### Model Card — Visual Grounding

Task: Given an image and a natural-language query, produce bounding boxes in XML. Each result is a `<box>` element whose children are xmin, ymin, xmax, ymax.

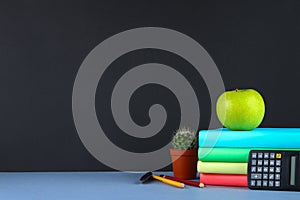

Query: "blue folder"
<box><xmin>199</xmin><ymin>128</ymin><xmax>300</xmax><ymax>148</ymax></box>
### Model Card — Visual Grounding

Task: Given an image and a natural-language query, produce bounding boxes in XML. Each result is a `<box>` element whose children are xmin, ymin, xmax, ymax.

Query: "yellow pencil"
<box><xmin>152</xmin><ymin>175</ymin><xmax>185</xmax><ymax>188</ymax></box>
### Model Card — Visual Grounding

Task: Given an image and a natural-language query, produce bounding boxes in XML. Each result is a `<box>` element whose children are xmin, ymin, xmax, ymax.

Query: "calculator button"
<box><xmin>276</xmin><ymin>167</ymin><xmax>281</xmax><ymax>173</ymax></box>
<box><xmin>275</xmin><ymin>174</ymin><xmax>280</xmax><ymax>180</ymax></box>
<box><xmin>263</xmin><ymin>167</ymin><xmax>268</xmax><ymax>173</ymax></box>
<box><xmin>269</xmin><ymin>181</ymin><xmax>274</xmax><ymax>187</ymax></box>
<box><xmin>269</xmin><ymin>167</ymin><xmax>274</xmax><ymax>173</ymax></box>
<box><xmin>264</xmin><ymin>160</ymin><xmax>269</xmax><ymax>166</ymax></box>
<box><xmin>251</xmin><ymin>160</ymin><xmax>257</xmax><ymax>165</ymax></box>
<box><xmin>275</xmin><ymin>181</ymin><xmax>280</xmax><ymax>187</ymax></box>
<box><xmin>270</xmin><ymin>160</ymin><xmax>275</xmax><ymax>166</ymax></box>
<box><xmin>257</xmin><ymin>180</ymin><xmax>262</xmax><ymax>186</ymax></box>
<box><xmin>251</xmin><ymin>180</ymin><xmax>256</xmax><ymax>186</ymax></box>
<box><xmin>252</xmin><ymin>153</ymin><xmax>257</xmax><ymax>159</ymax></box>
<box><xmin>276</xmin><ymin>160</ymin><xmax>281</xmax><ymax>166</ymax></box>
<box><xmin>276</xmin><ymin>153</ymin><xmax>281</xmax><ymax>159</ymax></box>
<box><xmin>257</xmin><ymin>167</ymin><xmax>262</xmax><ymax>172</ymax></box>
<box><xmin>258</xmin><ymin>153</ymin><xmax>263</xmax><ymax>158</ymax></box>
<box><xmin>270</xmin><ymin>153</ymin><xmax>275</xmax><ymax>159</ymax></box>
<box><xmin>269</xmin><ymin>174</ymin><xmax>274</xmax><ymax>179</ymax></box>
<box><xmin>264</xmin><ymin>153</ymin><xmax>269</xmax><ymax>159</ymax></box>
<box><xmin>251</xmin><ymin>167</ymin><xmax>256</xmax><ymax>172</ymax></box>
<box><xmin>258</xmin><ymin>160</ymin><xmax>263</xmax><ymax>165</ymax></box>
<box><xmin>263</xmin><ymin>181</ymin><xmax>268</xmax><ymax>187</ymax></box>
<box><xmin>263</xmin><ymin>174</ymin><xmax>268</xmax><ymax>179</ymax></box>
<box><xmin>251</xmin><ymin>174</ymin><xmax>262</xmax><ymax>179</ymax></box>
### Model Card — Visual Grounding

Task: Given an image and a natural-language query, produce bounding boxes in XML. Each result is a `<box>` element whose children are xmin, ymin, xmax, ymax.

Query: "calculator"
<box><xmin>248</xmin><ymin>150</ymin><xmax>300</xmax><ymax>191</ymax></box>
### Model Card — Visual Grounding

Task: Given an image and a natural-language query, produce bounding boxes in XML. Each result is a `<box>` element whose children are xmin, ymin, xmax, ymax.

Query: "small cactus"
<box><xmin>171</xmin><ymin>128</ymin><xmax>197</xmax><ymax>150</ymax></box>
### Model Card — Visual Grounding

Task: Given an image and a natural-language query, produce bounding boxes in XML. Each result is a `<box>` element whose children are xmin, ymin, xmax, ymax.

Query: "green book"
<box><xmin>197</xmin><ymin>160</ymin><xmax>247</xmax><ymax>174</ymax></box>
<box><xmin>198</xmin><ymin>147</ymin><xmax>300</xmax><ymax>162</ymax></box>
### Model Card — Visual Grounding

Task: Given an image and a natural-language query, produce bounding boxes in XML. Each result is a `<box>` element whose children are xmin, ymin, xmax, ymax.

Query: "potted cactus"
<box><xmin>170</xmin><ymin>128</ymin><xmax>198</xmax><ymax>179</ymax></box>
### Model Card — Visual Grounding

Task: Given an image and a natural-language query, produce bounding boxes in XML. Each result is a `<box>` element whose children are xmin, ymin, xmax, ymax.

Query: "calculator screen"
<box><xmin>290</xmin><ymin>156</ymin><xmax>296</xmax><ymax>186</ymax></box>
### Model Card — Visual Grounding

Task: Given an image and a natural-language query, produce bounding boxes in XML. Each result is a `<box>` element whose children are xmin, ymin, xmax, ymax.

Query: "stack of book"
<box><xmin>197</xmin><ymin>128</ymin><xmax>300</xmax><ymax>187</ymax></box>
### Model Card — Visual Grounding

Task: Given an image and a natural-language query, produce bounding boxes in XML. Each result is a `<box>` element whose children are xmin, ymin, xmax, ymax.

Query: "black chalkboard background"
<box><xmin>0</xmin><ymin>0</ymin><xmax>299</xmax><ymax>171</ymax></box>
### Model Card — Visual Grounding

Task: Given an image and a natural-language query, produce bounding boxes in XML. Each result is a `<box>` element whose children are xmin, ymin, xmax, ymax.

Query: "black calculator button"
<box><xmin>270</xmin><ymin>153</ymin><xmax>275</xmax><ymax>159</ymax></box>
<box><xmin>263</xmin><ymin>181</ymin><xmax>268</xmax><ymax>187</ymax></box>
<box><xmin>269</xmin><ymin>174</ymin><xmax>274</xmax><ymax>179</ymax></box>
<box><xmin>269</xmin><ymin>160</ymin><xmax>275</xmax><ymax>166</ymax></box>
<box><xmin>275</xmin><ymin>167</ymin><xmax>281</xmax><ymax>173</ymax></box>
<box><xmin>275</xmin><ymin>174</ymin><xmax>280</xmax><ymax>180</ymax></box>
<box><xmin>257</xmin><ymin>167</ymin><xmax>262</xmax><ymax>172</ymax></box>
<box><xmin>269</xmin><ymin>167</ymin><xmax>274</xmax><ymax>173</ymax></box>
<box><xmin>269</xmin><ymin>181</ymin><xmax>274</xmax><ymax>187</ymax></box>
<box><xmin>276</xmin><ymin>160</ymin><xmax>281</xmax><ymax>166</ymax></box>
<box><xmin>251</xmin><ymin>160</ymin><xmax>257</xmax><ymax>165</ymax></box>
<box><xmin>264</xmin><ymin>153</ymin><xmax>269</xmax><ymax>159</ymax></box>
<box><xmin>256</xmin><ymin>180</ymin><xmax>262</xmax><ymax>186</ymax></box>
<box><xmin>252</xmin><ymin>153</ymin><xmax>257</xmax><ymax>159</ymax></box>
<box><xmin>251</xmin><ymin>167</ymin><xmax>256</xmax><ymax>172</ymax></box>
<box><xmin>258</xmin><ymin>160</ymin><xmax>263</xmax><ymax>165</ymax></box>
<box><xmin>275</xmin><ymin>181</ymin><xmax>280</xmax><ymax>187</ymax></box>
<box><xmin>264</xmin><ymin>160</ymin><xmax>269</xmax><ymax>166</ymax></box>
<box><xmin>263</xmin><ymin>174</ymin><xmax>268</xmax><ymax>179</ymax></box>
<box><xmin>251</xmin><ymin>174</ymin><xmax>262</xmax><ymax>179</ymax></box>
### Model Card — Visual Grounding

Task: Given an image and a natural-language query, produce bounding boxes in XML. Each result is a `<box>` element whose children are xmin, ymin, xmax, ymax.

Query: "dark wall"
<box><xmin>0</xmin><ymin>0</ymin><xmax>299</xmax><ymax>171</ymax></box>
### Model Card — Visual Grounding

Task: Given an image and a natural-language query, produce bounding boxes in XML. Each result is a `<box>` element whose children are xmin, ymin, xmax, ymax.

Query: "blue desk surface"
<box><xmin>0</xmin><ymin>172</ymin><xmax>299</xmax><ymax>200</ymax></box>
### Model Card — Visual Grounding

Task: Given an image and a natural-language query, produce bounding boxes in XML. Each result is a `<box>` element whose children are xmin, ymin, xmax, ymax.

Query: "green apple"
<box><xmin>216</xmin><ymin>89</ymin><xmax>265</xmax><ymax>131</ymax></box>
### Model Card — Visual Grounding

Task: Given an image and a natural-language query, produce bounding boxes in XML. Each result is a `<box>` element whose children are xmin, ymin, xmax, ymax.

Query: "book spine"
<box><xmin>200</xmin><ymin>173</ymin><xmax>248</xmax><ymax>187</ymax></box>
<box><xmin>198</xmin><ymin>147</ymin><xmax>300</xmax><ymax>162</ymax></box>
<box><xmin>199</xmin><ymin>129</ymin><xmax>300</xmax><ymax>148</ymax></box>
<box><xmin>197</xmin><ymin>161</ymin><xmax>248</xmax><ymax>174</ymax></box>
<box><xmin>198</xmin><ymin>148</ymin><xmax>250</xmax><ymax>162</ymax></box>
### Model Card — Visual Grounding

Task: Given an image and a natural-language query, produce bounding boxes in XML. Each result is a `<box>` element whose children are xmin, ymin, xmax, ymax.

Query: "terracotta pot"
<box><xmin>170</xmin><ymin>149</ymin><xmax>198</xmax><ymax>179</ymax></box>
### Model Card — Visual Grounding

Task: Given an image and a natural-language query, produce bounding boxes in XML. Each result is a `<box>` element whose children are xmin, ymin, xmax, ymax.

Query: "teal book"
<box><xmin>198</xmin><ymin>128</ymin><xmax>300</xmax><ymax>148</ymax></box>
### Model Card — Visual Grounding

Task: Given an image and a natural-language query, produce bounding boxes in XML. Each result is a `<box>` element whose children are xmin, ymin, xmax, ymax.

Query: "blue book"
<box><xmin>199</xmin><ymin>128</ymin><xmax>300</xmax><ymax>148</ymax></box>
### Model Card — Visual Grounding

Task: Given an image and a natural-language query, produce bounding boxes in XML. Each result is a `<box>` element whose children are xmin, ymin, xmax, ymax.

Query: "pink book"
<box><xmin>200</xmin><ymin>173</ymin><xmax>248</xmax><ymax>187</ymax></box>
